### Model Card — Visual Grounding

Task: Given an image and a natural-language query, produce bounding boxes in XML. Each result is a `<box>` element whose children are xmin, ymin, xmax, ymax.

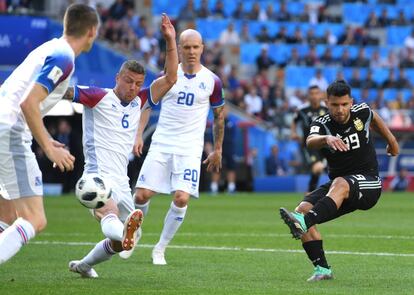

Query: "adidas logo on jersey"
<box><xmin>199</xmin><ymin>82</ymin><xmax>206</xmax><ymax>90</ymax></box>
<box><xmin>138</xmin><ymin>175</ymin><xmax>145</xmax><ymax>182</ymax></box>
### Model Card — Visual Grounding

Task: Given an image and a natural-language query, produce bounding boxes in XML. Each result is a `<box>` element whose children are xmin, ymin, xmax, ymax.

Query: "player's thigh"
<box><xmin>171</xmin><ymin>155</ymin><xmax>201</xmax><ymax>198</ymax></box>
<box><xmin>113</xmin><ymin>185</ymin><xmax>135</xmax><ymax>223</ymax></box>
<box><xmin>135</xmin><ymin>150</ymin><xmax>171</xmax><ymax>194</ymax></box>
<box><xmin>93</xmin><ymin>198</ymin><xmax>119</xmax><ymax>221</ymax></box>
<box><xmin>0</xmin><ymin>130</ymin><xmax>43</xmax><ymax>200</ymax></box>
<box><xmin>340</xmin><ymin>174</ymin><xmax>382</xmax><ymax>213</ymax></box>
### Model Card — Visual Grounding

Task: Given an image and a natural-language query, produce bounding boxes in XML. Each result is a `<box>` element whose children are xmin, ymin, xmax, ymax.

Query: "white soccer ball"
<box><xmin>75</xmin><ymin>174</ymin><xmax>112</xmax><ymax>209</ymax></box>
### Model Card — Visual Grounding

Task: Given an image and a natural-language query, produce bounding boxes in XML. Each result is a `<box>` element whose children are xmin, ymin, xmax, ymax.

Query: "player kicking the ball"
<box><xmin>280</xmin><ymin>80</ymin><xmax>399</xmax><ymax>281</ymax></box>
<box><xmin>67</xmin><ymin>14</ymin><xmax>178</xmax><ymax>278</ymax></box>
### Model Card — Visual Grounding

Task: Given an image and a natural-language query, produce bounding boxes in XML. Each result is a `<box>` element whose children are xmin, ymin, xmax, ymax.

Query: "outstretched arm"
<box><xmin>370</xmin><ymin>110</ymin><xmax>399</xmax><ymax>156</ymax></box>
<box><xmin>203</xmin><ymin>105</ymin><xmax>225</xmax><ymax>172</ymax></box>
<box><xmin>150</xmin><ymin>14</ymin><xmax>178</xmax><ymax>104</ymax></box>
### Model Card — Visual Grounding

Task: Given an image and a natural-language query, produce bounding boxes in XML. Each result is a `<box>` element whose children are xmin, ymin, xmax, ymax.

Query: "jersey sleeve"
<box><xmin>210</xmin><ymin>74</ymin><xmax>225</xmax><ymax>108</ymax></box>
<box><xmin>73</xmin><ymin>85</ymin><xmax>107</xmax><ymax>108</ymax></box>
<box><xmin>293</xmin><ymin>110</ymin><xmax>302</xmax><ymax>123</ymax></box>
<box><xmin>138</xmin><ymin>87</ymin><xmax>152</xmax><ymax>109</ymax></box>
<box><xmin>308</xmin><ymin>120</ymin><xmax>327</xmax><ymax>136</ymax></box>
<box><xmin>35</xmin><ymin>52</ymin><xmax>74</xmax><ymax>93</ymax></box>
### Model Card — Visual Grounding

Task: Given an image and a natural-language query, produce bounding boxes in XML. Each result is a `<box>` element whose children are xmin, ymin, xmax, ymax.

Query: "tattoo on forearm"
<box><xmin>213</xmin><ymin>106</ymin><xmax>225</xmax><ymax>149</ymax></box>
<box><xmin>63</xmin><ymin>87</ymin><xmax>74</xmax><ymax>101</ymax></box>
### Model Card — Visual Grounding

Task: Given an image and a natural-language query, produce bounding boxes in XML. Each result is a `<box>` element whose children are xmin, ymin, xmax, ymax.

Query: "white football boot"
<box><xmin>69</xmin><ymin>260</ymin><xmax>98</xmax><ymax>278</ymax></box>
<box><xmin>119</xmin><ymin>227</ymin><xmax>142</xmax><ymax>259</ymax></box>
<box><xmin>152</xmin><ymin>247</ymin><xmax>167</xmax><ymax>265</ymax></box>
<box><xmin>121</xmin><ymin>209</ymin><xmax>143</xmax><ymax>251</ymax></box>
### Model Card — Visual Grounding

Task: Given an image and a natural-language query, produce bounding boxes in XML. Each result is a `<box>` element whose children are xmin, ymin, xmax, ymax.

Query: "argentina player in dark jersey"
<box><xmin>280</xmin><ymin>80</ymin><xmax>399</xmax><ymax>282</ymax></box>
<box><xmin>291</xmin><ymin>85</ymin><xmax>328</xmax><ymax>192</ymax></box>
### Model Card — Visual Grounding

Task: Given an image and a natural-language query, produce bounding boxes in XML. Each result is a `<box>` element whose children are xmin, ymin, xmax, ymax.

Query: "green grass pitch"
<box><xmin>1</xmin><ymin>192</ymin><xmax>413</xmax><ymax>295</ymax></box>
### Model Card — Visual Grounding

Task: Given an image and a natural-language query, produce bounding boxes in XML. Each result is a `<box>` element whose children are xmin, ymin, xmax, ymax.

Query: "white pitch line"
<box><xmin>31</xmin><ymin>241</ymin><xmax>414</xmax><ymax>258</ymax></box>
<box><xmin>40</xmin><ymin>232</ymin><xmax>414</xmax><ymax>240</ymax></box>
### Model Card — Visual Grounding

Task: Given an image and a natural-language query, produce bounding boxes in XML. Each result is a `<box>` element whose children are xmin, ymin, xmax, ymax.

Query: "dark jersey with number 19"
<box><xmin>308</xmin><ymin>103</ymin><xmax>378</xmax><ymax>179</ymax></box>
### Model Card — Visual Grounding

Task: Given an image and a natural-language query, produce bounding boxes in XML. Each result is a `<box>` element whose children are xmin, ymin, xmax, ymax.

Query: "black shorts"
<box><xmin>222</xmin><ymin>152</ymin><xmax>236</xmax><ymax>170</ymax></box>
<box><xmin>303</xmin><ymin>174</ymin><xmax>382</xmax><ymax>222</ymax></box>
<box><xmin>304</xmin><ymin>149</ymin><xmax>324</xmax><ymax>167</ymax></box>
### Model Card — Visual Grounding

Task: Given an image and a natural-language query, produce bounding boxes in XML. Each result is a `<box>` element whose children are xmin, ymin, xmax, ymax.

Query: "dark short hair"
<box><xmin>308</xmin><ymin>85</ymin><xmax>320</xmax><ymax>91</ymax></box>
<box><xmin>63</xmin><ymin>4</ymin><xmax>99</xmax><ymax>38</ymax></box>
<box><xmin>120</xmin><ymin>60</ymin><xmax>146</xmax><ymax>75</ymax></box>
<box><xmin>326</xmin><ymin>80</ymin><xmax>351</xmax><ymax>98</ymax></box>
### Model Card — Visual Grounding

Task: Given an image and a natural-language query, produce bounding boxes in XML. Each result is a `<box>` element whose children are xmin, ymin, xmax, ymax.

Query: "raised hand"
<box><xmin>160</xmin><ymin>13</ymin><xmax>176</xmax><ymax>41</ymax></box>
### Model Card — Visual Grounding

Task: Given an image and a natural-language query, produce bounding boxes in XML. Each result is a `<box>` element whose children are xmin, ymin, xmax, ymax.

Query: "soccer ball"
<box><xmin>75</xmin><ymin>174</ymin><xmax>112</xmax><ymax>209</ymax></box>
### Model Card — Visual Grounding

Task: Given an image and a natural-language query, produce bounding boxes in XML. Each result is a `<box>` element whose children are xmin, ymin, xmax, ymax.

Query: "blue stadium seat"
<box><xmin>383</xmin><ymin>89</ymin><xmax>398</xmax><ymax>102</ymax></box>
<box><xmin>152</xmin><ymin>0</ymin><xmax>187</xmax><ymax>17</ymax></box>
<box><xmin>240</xmin><ymin>43</ymin><xmax>262</xmax><ymax>64</ymax></box>
<box><xmin>351</xmin><ymin>89</ymin><xmax>362</xmax><ymax>102</ymax></box>
<box><xmin>404</xmin><ymin>69</ymin><xmax>414</xmax><ymax>85</ymax></box>
<box><xmin>387</xmin><ymin>26</ymin><xmax>411</xmax><ymax>46</ymax></box>
<box><xmin>285</xmin><ymin>66</ymin><xmax>314</xmax><ymax>87</ymax></box>
<box><xmin>372</xmin><ymin>68</ymin><xmax>389</xmax><ymax>84</ymax></box>
<box><xmin>268</xmin><ymin>44</ymin><xmax>290</xmax><ymax>64</ymax></box>
<box><xmin>343</xmin><ymin>3</ymin><xmax>370</xmax><ymax>24</ymax></box>
<box><xmin>195</xmin><ymin>19</ymin><xmax>230</xmax><ymax>40</ymax></box>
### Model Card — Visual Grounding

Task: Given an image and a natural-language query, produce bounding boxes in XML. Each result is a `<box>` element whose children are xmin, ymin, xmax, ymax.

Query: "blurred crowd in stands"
<box><xmin>5</xmin><ymin>0</ymin><xmax>414</xmax><ymax>135</ymax></box>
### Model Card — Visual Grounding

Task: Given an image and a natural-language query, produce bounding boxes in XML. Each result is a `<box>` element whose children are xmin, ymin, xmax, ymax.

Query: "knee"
<box><xmin>135</xmin><ymin>188</ymin><xmax>152</xmax><ymax>204</ymax></box>
<box><xmin>174</xmin><ymin>192</ymin><xmax>189</xmax><ymax>208</ymax></box>
<box><xmin>33</xmin><ymin>215</ymin><xmax>47</xmax><ymax>233</ymax></box>
<box><xmin>96</xmin><ymin>200</ymin><xmax>119</xmax><ymax>220</ymax></box>
<box><xmin>331</xmin><ymin>177</ymin><xmax>350</xmax><ymax>194</ymax></box>
<box><xmin>295</xmin><ymin>202</ymin><xmax>313</xmax><ymax>214</ymax></box>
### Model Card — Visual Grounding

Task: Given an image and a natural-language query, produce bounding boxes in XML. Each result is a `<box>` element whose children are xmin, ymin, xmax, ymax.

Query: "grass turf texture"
<box><xmin>1</xmin><ymin>193</ymin><xmax>413</xmax><ymax>295</ymax></box>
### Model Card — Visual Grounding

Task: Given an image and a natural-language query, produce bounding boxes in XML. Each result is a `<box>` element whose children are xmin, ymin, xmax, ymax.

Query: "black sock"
<box><xmin>308</xmin><ymin>173</ymin><xmax>320</xmax><ymax>192</ymax></box>
<box><xmin>302</xmin><ymin>240</ymin><xmax>329</xmax><ymax>269</ymax></box>
<box><xmin>304</xmin><ymin>196</ymin><xmax>337</xmax><ymax>228</ymax></box>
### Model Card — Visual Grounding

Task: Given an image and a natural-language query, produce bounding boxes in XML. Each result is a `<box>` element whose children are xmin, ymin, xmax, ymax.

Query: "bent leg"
<box><xmin>296</xmin><ymin>202</ymin><xmax>329</xmax><ymax>270</ymax></box>
<box><xmin>304</xmin><ymin>177</ymin><xmax>350</xmax><ymax>228</ymax></box>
